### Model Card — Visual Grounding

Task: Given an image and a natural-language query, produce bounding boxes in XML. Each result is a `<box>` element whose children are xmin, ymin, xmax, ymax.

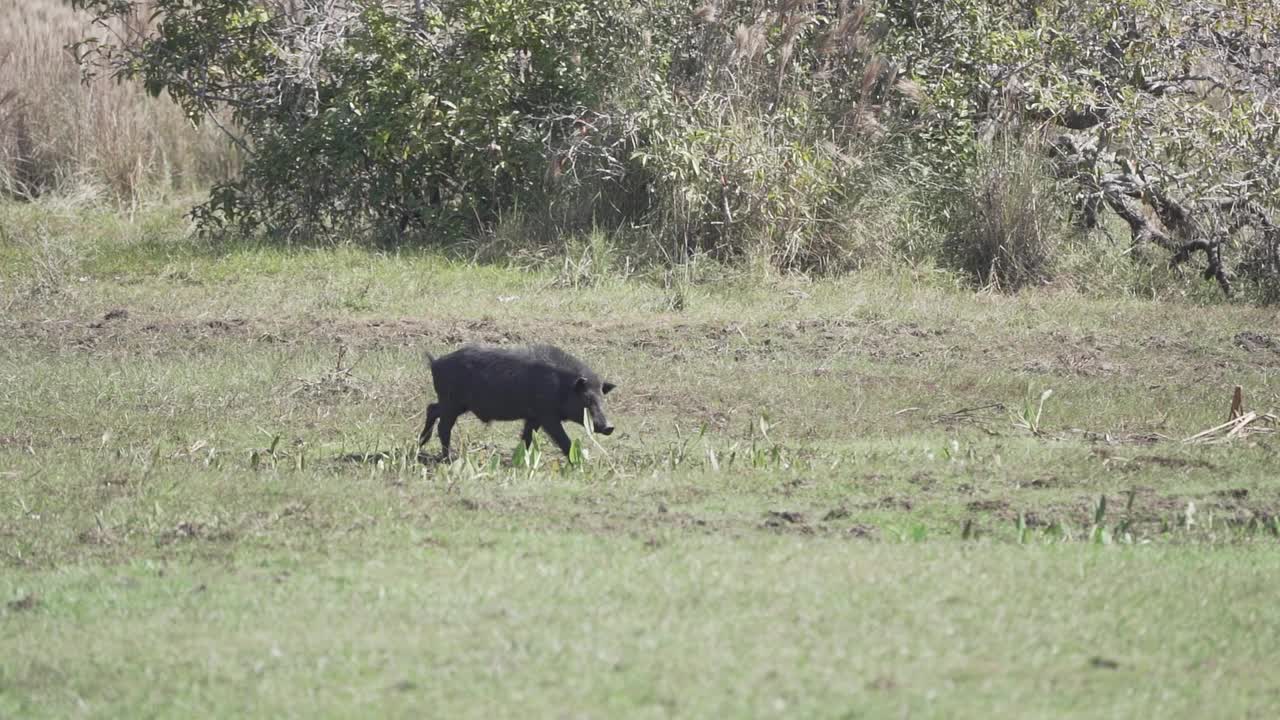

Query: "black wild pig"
<box><xmin>418</xmin><ymin>344</ymin><xmax>617</xmax><ymax>458</ymax></box>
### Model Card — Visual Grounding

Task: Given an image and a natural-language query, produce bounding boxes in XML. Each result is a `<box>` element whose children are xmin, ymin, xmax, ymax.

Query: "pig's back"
<box><xmin>432</xmin><ymin>345</ymin><xmax>564</xmax><ymax>421</ymax></box>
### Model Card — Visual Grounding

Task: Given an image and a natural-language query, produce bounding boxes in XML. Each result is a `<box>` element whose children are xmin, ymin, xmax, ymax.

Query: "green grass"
<box><xmin>2</xmin><ymin>201</ymin><xmax>1280</xmax><ymax>718</ymax></box>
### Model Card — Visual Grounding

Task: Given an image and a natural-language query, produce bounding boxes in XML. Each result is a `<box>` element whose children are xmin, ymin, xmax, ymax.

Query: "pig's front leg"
<box><xmin>541</xmin><ymin>420</ymin><xmax>574</xmax><ymax>457</ymax></box>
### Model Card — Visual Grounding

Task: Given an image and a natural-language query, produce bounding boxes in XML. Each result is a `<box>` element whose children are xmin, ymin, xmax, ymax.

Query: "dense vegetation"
<box><xmin>56</xmin><ymin>0</ymin><xmax>1279</xmax><ymax>298</ymax></box>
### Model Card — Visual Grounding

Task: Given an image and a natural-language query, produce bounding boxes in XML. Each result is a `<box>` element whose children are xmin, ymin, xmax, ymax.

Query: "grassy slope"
<box><xmin>2</xmin><ymin>203</ymin><xmax>1279</xmax><ymax>718</ymax></box>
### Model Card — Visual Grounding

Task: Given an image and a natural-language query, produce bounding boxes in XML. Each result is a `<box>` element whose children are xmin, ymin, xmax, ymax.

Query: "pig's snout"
<box><xmin>596</xmin><ymin>424</ymin><xmax>615</xmax><ymax>436</ymax></box>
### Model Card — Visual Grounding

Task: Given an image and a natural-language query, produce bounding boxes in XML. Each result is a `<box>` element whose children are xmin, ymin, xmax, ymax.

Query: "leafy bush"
<box><xmin>69</xmin><ymin>1</ymin><xmax>911</xmax><ymax>267</ymax></box>
<box><xmin>73</xmin><ymin>0</ymin><xmax>637</xmax><ymax>239</ymax></box>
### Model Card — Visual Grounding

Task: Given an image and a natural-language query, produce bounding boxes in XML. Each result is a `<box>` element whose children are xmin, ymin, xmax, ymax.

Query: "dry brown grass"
<box><xmin>942</xmin><ymin>134</ymin><xmax>1071</xmax><ymax>291</ymax></box>
<box><xmin>0</xmin><ymin>0</ymin><xmax>237</xmax><ymax>202</ymax></box>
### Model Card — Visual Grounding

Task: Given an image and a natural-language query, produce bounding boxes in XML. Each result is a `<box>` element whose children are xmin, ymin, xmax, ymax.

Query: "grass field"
<box><xmin>2</xmin><ymin>202</ymin><xmax>1280</xmax><ymax>718</ymax></box>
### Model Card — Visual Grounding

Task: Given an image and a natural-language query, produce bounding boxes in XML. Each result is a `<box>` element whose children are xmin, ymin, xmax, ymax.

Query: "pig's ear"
<box><xmin>573</xmin><ymin>376</ymin><xmax>588</xmax><ymax>394</ymax></box>
<box><xmin>602</xmin><ymin>382</ymin><xmax>616</xmax><ymax>395</ymax></box>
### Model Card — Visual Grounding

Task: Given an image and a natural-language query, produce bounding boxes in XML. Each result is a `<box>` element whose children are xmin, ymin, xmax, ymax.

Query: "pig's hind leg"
<box><xmin>520</xmin><ymin>420</ymin><xmax>540</xmax><ymax>448</ymax></box>
<box><xmin>436</xmin><ymin>409</ymin><xmax>461</xmax><ymax>459</ymax></box>
<box><xmin>418</xmin><ymin>403</ymin><xmax>441</xmax><ymax>448</ymax></box>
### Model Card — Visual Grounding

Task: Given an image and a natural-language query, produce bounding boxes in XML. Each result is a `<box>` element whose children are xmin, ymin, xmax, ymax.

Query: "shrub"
<box><xmin>71</xmin><ymin>0</ymin><xmax>640</xmax><ymax>238</ymax></box>
<box><xmin>941</xmin><ymin>135</ymin><xmax>1070</xmax><ymax>291</ymax></box>
<box><xmin>63</xmin><ymin>0</ymin><xmax>1279</xmax><ymax>297</ymax></box>
<box><xmin>69</xmin><ymin>0</ymin><xmax>907</xmax><ymax>267</ymax></box>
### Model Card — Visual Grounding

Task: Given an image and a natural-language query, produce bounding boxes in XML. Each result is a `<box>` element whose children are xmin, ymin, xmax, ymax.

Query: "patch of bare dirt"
<box><xmin>1200</xmin><ymin>488</ymin><xmax>1279</xmax><ymax>519</ymax></box>
<box><xmin>858</xmin><ymin>496</ymin><xmax>914</xmax><ymax>511</ymax></box>
<box><xmin>907</xmin><ymin>472</ymin><xmax>936</xmax><ymax>490</ymax></box>
<box><xmin>77</xmin><ymin>525</ymin><xmax>117</xmax><ymax>546</ymax></box>
<box><xmin>966</xmin><ymin>498</ymin><xmax>1010</xmax><ymax>513</ymax></box>
<box><xmin>1031</xmin><ymin>488</ymin><xmax>1280</xmax><ymax>532</ymax></box>
<box><xmin>0</xmin><ymin>433</ymin><xmax>34</xmax><ymax>449</ymax></box>
<box><xmin>822</xmin><ymin>507</ymin><xmax>851</xmax><ymax>521</ymax></box>
<box><xmin>1082</xmin><ymin>431</ymin><xmax>1167</xmax><ymax>445</ymax></box>
<box><xmin>87</xmin><ymin>308</ymin><xmax>129</xmax><ymax>328</ymax></box>
<box><xmin>1214</xmin><ymin>487</ymin><xmax>1250</xmax><ymax>501</ymax></box>
<box><xmin>1092</xmin><ymin>449</ymin><xmax>1216</xmax><ymax>472</ymax></box>
<box><xmin>1234</xmin><ymin>331</ymin><xmax>1280</xmax><ymax>353</ymax></box>
<box><xmin>2</xmin><ymin>312</ymin><xmax>782</xmax><ymax>362</ymax></box>
<box><xmin>845</xmin><ymin>524</ymin><xmax>877</xmax><ymax>538</ymax></box>
<box><xmin>155</xmin><ymin>521</ymin><xmax>236</xmax><ymax>546</ymax></box>
<box><xmin>764</xmin><ymin>510</ymin><xmax>806</xmax><ymax>526</ymax></box>
<box><xmin>868</xmin><ymin>676</ymin><xmax>898</xmax><ymax>691</ymax></box>
<box><xmin>1140</xmin><ymin>331</ymin><xmax>1280</xmax><ymax>371</ymax></box>
<box><xmin>1134</xmin><ymin>455</ymin><xmax>1216</xmax><ymax>471</ymax></box>
<box><xmin>1020</xmin><ymin>349</ymin><xmax>1124</xmax><ymax>377</ymax></box>
<box><xmin>427</xmin><ymin>490</ymin><xmax>879</xmax><ymax>542</ymax></box>
<box><xmin>3</xmin><ymin>311</ymin><xmax>266</xmax><ymax>357</ymax></box>
<box><xmin>6</xmin><ymin>594</ymin><xmax>39</xmax><ymax>612</ymax></box>
<box><xmin>203</xmin><ymin>318</ymin><xmax>247</xmax><ymax>334</ymax></box>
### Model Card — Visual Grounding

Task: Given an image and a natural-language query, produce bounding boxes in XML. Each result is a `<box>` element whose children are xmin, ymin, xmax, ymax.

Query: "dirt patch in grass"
<box><xmin>1082</xmin><ymin>431</ymin><xmax>1168</xmax><ymax>445</ymax></box>
<box><xmin>0</xmin><ymin>433</ymin><xmax>35</xmax><ymax>448</ymax></box>
<box><xmin>155</xmin><ymin>521</ymin><xmax>238</xmax><ymax>547</ymax></box>
<box><xmin>87</xmin><ymin>308</ymin><xmax>130</xmax><ymax>328</ymax></box>
<box><xmin>8</xmin><ymin>307</ymin><xmax>1279</xmax><ymax>397</ymax></box>
<box><xmin>1133</xmin><ymin>455</ymin><xmax>1216</xmax><ymax>471</ymax></box>
<box><xmin>6</xmin><ymin>593</ymin><xmax>40</xmax><ymax>612</ymax></box>
<box><xmin>763</xmin><ymin>510</ymin><xmax>807</xmax><ymax>526</ymax></box>
<box><xmin>1089</xmin><ymin>448</ymin><xmax>1218</xmax><ymax>473</ymax></box>
<box><xmin>0</xmin><ymin>310</ymin><xmax>961</xmax><ymax>363</ymax></box>
<box><xmin>1233</xmin><ymin>331</ymin><xmax>1280</xmax><ymax>354</ymax></box>
<box><xmin>77</xmin><ymin>525</ymin><xmax>118</xmax><ymax>547</ymax></box>
<box><xmin>1023</xmin><ymin>476</ymin><xmax>1062</xmax><ymax>490</ymax></box>
<box><xmin>965</xmin><ymin>498</ymin><xmax>1010</xmax><ymax>513</ymax></box>
<box><xmin>1019</xmin><ymin>350</ymin><xmax>1125</xmax><ymax>377</ymax></box>
<box><xmin>421</xmin><ymin>491</ymin><xmax>885</xmax><ymax>543</ymax></box>
<box><xmin>859</xmin><ymin>495</ymin><xmax>915</xmax><ymax>512</ymax></box>
<box><xmin>1008</xmin><ymin>489</ymin><xmax>1280</xmax><ymax>535</ymax></box>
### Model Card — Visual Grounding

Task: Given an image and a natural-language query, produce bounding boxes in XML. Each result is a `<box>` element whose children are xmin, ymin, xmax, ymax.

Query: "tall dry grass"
<box><xmin>941</xmin><ymin>134</ymin><xmax>1072</xmax><ymax>291</ymax></box>
<box><xmin>0</xmin><ymin>0</ymin><xmax>237</xmax><ymax>202</ymax></box>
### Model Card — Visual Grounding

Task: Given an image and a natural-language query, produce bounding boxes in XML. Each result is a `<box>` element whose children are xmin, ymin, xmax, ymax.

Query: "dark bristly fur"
<box><xmin>419</xmin><ymin>344</ymin><xmax>617</xmax><ymax>458</ymax></box>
